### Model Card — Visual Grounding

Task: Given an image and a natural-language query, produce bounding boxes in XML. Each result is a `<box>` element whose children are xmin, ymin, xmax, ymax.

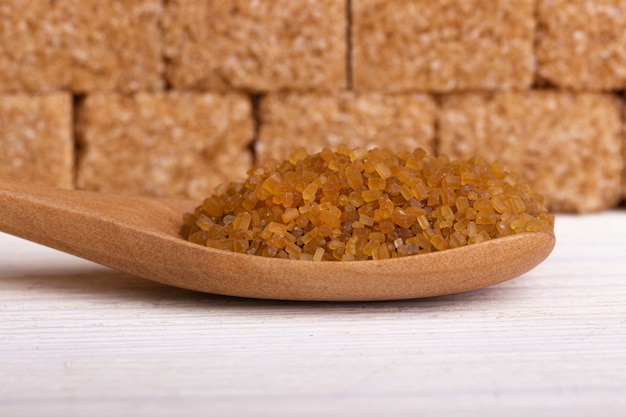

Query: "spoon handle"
<box><xmin>0</xmin><ymin>177</ymin><xmax>189</xmax><ymax>262</ymax></box>
<box><xmin>0</xmin><ymin>178</ymin><xmax>97</xmax><ymax>245</ymax></box>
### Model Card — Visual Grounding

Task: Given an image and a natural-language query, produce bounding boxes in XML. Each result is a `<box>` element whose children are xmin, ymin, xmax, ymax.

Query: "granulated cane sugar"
<box><xmin>181</xmin><ymin>147</ymin><xmax>554</xmax><ymax>261</ymax></box>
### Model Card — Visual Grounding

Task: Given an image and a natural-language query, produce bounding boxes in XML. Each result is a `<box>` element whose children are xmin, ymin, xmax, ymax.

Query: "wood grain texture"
<box><xmin>1</xmin><ymin>212</ymin><xmax>625</xmax><ymax>416</ymax></box>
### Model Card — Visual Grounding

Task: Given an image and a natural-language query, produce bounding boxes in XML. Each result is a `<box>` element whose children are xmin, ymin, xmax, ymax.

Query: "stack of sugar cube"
<box><xmin>1</xmin><ymin>0</ymin><xmax>624</xmax><ymax>212</ymax></box>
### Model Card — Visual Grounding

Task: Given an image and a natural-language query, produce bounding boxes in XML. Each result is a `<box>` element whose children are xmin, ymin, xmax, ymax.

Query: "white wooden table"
<box><xmin>1</xmin><ymin>211</ymin><xmax>625</xmax><ymax>417</ymax></box>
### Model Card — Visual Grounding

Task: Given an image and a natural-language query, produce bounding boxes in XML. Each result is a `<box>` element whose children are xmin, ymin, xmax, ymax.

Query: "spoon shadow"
<box><xmin>1</xmin><ymin>264</ymin><xmax>522</xmax><ymax>312</ymax></box>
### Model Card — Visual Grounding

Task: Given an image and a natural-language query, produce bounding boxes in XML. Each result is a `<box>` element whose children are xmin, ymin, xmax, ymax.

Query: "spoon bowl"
<box><xmin>0</xmin><ymin>177</ymin><xmax>555</xmax><ymax>301</ymax></box>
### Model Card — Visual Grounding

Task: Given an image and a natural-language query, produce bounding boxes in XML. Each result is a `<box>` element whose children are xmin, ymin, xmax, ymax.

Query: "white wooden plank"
<box><xmin>1</xmin><ymin>211</ymin><xmax>625</xmax><ymax>416</ymax></box>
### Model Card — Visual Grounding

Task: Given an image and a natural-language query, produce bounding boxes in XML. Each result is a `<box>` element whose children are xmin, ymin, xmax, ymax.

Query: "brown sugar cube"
<box><xmin>0</xmin><ymin>0</ymin><xmax>163</xmax><ymax>93</ymax></box>
<box><xmin>537</xmin><ymin>0</ymin><xmax>626</xmax><ymax>90</ymax></box>
<box><xmin>256</xmin><ymin>92</ymin><xmax>437</xmax><ymax>164</ymax></box>
<box><xmin>76</xmin><ymin>92</ymin><xmax>254</xmax><ymax>199</ymax></box>
<box><xmin>439</xmin><ymin>92</ymin><xmax>623</xmax><ymax>213</ymax></box>
<box><xmin>0</xmin><ymin>93</ymin><xmax>73</xmax><ymax>188</ymax></box>
<box><xmin>59</xmin><ymin>0</ymin><xmax>163</xmax><ymax>93</ymax></box>
<box><xmin>163</xmin><ymin>0</ymin><xmax>346</xmax><ymax>92</ymax></box>
<box><xmin>0</xmin><ymin>1</ymin><xmax>68</xmax><ymax>92</ymax></box>
<box><xmin>352</xmin><ymin>0</ymin><xmax>535</xmax><ymax>93</ymax></box>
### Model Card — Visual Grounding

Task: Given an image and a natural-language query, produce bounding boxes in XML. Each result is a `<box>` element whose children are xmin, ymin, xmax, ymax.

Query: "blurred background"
<box><xmin>1</xmin><ymin>0</ymin><xmax>624</xmax><ymax>213</ymax></box>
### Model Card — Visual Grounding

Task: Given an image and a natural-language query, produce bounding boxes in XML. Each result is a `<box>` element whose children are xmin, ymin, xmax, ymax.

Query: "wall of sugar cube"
<box><xmin>0</xmin><ymin>0</ymin><xmax>623</xmax><ymax>212</ymax></box>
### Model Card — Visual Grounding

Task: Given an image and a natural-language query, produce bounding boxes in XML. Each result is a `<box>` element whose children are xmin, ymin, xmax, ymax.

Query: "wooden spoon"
<box><xmin>0</xmin><ymin>177</ymin><xmax>555</xmax><ymax>301</ymax></box>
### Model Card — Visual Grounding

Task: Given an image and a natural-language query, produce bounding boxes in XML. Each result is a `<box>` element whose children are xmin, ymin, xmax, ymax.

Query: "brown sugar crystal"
<box><xmin>182</xmin><ymin>147</ymin><xmax>554</xmax><ymax>261</ymax></box>
<box><xmin>0</xmin><ymin>93</ymin><xmax>73</xmax><ymax>188</ymax></box>
<box><xmin>163</xmin><ymin>0</ymin><xmax>346</xmax><ymax>92</ymax></box>
<box><xmin>439</xmin><ymin>91</ymin><xmax>623</xmax><ymax>213</ymax></box>
<box><xmin>256</xmin><ymin>92</ymin><xmax>437</xmax><ymax>165</ymax></box>
<box><xmin>76</xmin><ymin>92</ymin><xmax>254</xmax><ymax>199</ymax></box>
<box><xmin>537</xmin><ymin>0</ymin><xmax>626</xmax><ymax>90</ymax></box>
<box><xmin>352</xmin><ymin>0</ymin><xmax>535</xmax><ymax>92</ymax></box>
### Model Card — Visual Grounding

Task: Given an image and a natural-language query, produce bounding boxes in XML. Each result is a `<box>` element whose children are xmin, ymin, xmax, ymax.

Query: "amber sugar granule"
<box><xmin>181</xmin><ymin>147</ymin><xmax>554</xmax><ymax>261</ymax></box>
